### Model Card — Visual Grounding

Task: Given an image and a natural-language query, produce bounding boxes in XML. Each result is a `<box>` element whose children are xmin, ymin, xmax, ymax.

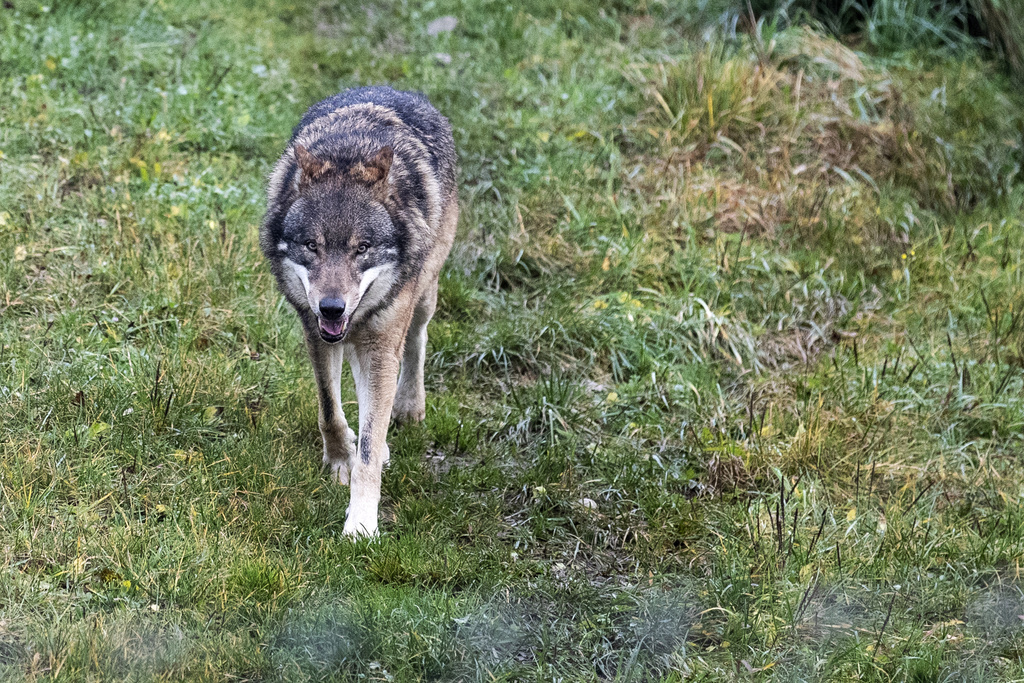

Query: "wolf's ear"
<box><xmin>351</xmin><ymin>146</ymin><xmax>393</xmax><ymax>186</ymax></box>
<box><xmin>294</xmin><ymin>144</ymin><xmax>333</xmax><ymax>186</ymax></box>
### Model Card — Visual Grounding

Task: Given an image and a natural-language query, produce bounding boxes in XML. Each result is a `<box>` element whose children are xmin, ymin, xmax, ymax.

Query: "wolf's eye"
<box><xmin>356</xmin><ymin>243</ymin><xmax>370</xmax><ymax>254</ymax></box>
<box><xmin>304</xmin><ymin>241</ymin><xmax>318</xmax><ymax>252</ymax></box>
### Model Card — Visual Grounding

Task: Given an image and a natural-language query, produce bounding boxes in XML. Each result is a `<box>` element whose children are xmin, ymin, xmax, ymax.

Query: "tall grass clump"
<box><xmin>970</xmin><ymin>0</ymin><xmax>1024</xmax><ymax>82</ymax></box>
<box><xmin>857</xmin><ymin>0</ymin><xmax>973</xmax><ymax>52</ymax></box>
<box><xmin>646</xmin><ymin>40</ymin><xmax>790</xmax><ymax>145</ymax></box>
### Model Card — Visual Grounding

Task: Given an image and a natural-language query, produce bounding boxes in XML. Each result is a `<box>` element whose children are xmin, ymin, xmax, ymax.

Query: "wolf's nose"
<box><xmin>319</xmin><ymin>298</ymin><xmax>346</xmax><ymax>320</ymax></box>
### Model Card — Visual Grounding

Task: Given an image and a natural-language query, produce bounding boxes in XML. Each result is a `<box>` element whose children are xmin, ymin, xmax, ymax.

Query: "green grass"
<box><xmin>3</xmin><ymin>0</ymin><xmax>1024</xmax><ymax>680</ymax></box>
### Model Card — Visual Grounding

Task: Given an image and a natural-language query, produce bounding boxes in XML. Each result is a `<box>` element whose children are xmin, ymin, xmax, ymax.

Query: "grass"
<box><xmin>2</xmin><ymin>0</ymin><xmax>1024</xmax><ymax>680</ymax></box>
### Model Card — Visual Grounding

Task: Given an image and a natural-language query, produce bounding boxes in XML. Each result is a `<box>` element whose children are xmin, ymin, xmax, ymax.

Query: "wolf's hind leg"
<box><xmin>305</xmin><ymin>328</ymin><xmax>355</xmax><ymax>485</ymax></box>
<box><xmin>393</xmin><ymin>282</ymin><xmax>437</xmax><ymax>424</ymax></box>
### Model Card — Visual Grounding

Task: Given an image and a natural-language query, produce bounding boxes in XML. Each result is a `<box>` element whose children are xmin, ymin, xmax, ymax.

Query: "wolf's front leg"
<box><xmin>345</xmin><ymin>342</ymin><xmax>401</xmax><ymax>537</ymax></box>
<box><xmin>304</xmin><ymin>326</ymin><xmax>356</xmax><ymax>485</ymax></box>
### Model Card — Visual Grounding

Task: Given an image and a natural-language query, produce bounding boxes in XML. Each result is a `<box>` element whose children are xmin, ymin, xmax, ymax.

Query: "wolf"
<box><xmin>260</xmin><ymin>86</ymin><xmax>458</xmax><ymax>537</ymax></box>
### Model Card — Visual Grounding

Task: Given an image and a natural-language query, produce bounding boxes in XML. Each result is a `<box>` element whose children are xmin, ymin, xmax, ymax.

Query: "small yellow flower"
<box><xmin>122</xmin><ymin>580</ymin><xmax>131</xmax><ymax>589</ymax></box>
<box><xmin>901</xmin><ymin>253</ymin><xmax>907</xmax><ymax>260</ymax></box>
<box><xmin>593</xmin><ymin>300</ymin><xmax>608</xmax><ymax>310</ymax></box>
<box><xmin>606</xmin><ymin>392</ymin><xmax>618</xmax><ymax>403</ymax></box>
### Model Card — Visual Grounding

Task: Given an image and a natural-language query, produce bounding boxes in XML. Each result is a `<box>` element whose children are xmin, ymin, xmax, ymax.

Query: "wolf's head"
<box><xmin>276</xmin><ymin>144</ymin><xmax>401</xmax><ymax>343</ymax></box>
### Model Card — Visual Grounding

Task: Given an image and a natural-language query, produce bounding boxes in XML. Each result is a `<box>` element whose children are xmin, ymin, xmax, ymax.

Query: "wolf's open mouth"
<box><xmin>318</xmin><ymin>316</ymin><xmax>349</xmax><ymax>342</ymax></box>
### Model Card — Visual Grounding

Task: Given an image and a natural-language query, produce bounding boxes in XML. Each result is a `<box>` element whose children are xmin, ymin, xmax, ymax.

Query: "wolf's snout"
<box><xmin>316</xmin><ymin>297</ymin><xmax>349</xmax><ymax>342</ymax></box>
<box><xmin>319</xmin><ymin>298</ymin><xmax>347</xmax><ymax>320</ymax></box>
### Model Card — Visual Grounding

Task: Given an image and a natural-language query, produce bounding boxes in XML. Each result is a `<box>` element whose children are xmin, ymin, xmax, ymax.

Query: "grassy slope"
<box><xmin>1</xmin><ymin>0</ymin><xmax>1024</xmax><ymax>680</ymax></box>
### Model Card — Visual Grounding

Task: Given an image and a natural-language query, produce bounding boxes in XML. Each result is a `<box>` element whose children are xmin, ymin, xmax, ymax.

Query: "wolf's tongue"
<box><xmin>319</xmin><ymin>318</ymin><xmax>345</xmax><ymax>336</ymax></box>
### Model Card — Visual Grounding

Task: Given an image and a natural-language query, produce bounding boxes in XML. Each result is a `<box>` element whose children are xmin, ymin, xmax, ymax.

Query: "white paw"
<box><xmin>343</xmin><ymin>494</ymin><xmax>380</xmax><ymax>538</ymax></box>
<box><xmin>343</xmin><ymin>512</ymin><xmax>379</xmax><ymax>538</ymax></box>
<box><xmin>322</xmin><ymin>426</ymin><xmax>357</xmax><ymax>485</ymax></box>
<box><xmin>324</xmin><ymin>456</ymin><xmax>350</xmax><ymax>485</ymax></box>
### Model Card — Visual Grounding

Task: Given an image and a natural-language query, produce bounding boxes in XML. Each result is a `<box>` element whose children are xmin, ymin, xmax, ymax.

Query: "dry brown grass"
<box><xmin>626</xmin><ymin>26</ymin><xmax>939</xmax><ymax>252</ymax></box>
